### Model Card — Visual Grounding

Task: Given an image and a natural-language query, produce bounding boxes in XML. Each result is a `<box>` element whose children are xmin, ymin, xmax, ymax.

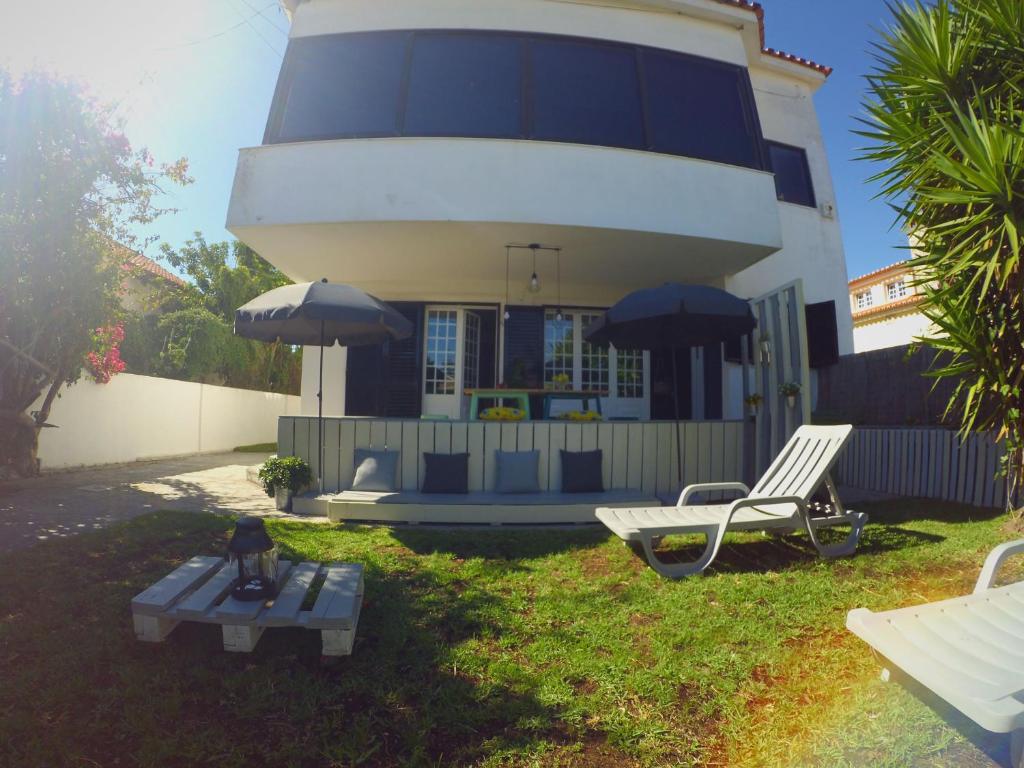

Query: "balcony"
<box><xmin>227</xmin><ymin>137</ymin><xmax>783</xmax><ymax>301</ymax></box>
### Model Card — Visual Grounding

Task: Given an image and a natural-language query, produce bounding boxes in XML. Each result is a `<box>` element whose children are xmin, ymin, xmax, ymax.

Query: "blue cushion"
<box><xmin>560</xmin><ymin>449</ymin><xmax>604</xmax><ymax>493</ymax></box>
<box><xmin>422</xmin><ymin>452</ymin><xmax>469</xmax><ymax>494</ymax></box>
<box><xmin>495</xmin><ymin>450</ymin><xmax>540</xmax><ymax>494</ymax></box>
<box><xmin>352</xmin><ymin>449</ymin><xmax>399</xmax><ymax>491</ymax></box>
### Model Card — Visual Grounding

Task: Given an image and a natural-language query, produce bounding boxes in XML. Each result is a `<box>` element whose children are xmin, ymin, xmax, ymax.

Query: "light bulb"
<box><xmin>504</xmin><ymin>310</ymin><xmax>511</xmax><ymax>321</ymax></box>
<box><xmin>555</xmin><ymin>311</ymin><xmax>563</xmax><ymax>322</ymax></box>
<box><xmin>529</xmin><ymin>273</ymin><xmax>540</xmax><ymax>292</ymax></box>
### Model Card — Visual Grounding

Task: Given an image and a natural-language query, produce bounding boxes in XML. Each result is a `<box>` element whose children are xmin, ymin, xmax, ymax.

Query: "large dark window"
<box><xmin>267</xmin><ymin>30</ymin><xmax>766</xmax><ymax>170</ymax></box>
<box><xmin>767</xmin><ymin>141</ymin><xmax>816</xmax><ymax>207</ymax></box>
<box><xmin>276</xmin><ymin>31</ymin><xmax>409</xmax><ymax>141</ymax></box>
<box><xmin>405</xmin><ymin>33</ymin><xmax>522</xmax><ymax>137</ymax></box>
<box><xmin>642</xmin><ymin>49</ymin><xmax>760</xmax><ymax>168</ymax></box>
<box><xmin>529</xmin><ymin>38</ymin><xmax>644</xmax><ymax>149</ymax></box>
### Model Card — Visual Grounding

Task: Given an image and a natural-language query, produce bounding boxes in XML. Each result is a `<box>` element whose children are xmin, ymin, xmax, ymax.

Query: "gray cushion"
<box><xmin>495</xmin><ymin>450</ymin><xmax>540</xmax><ymax>494</ymax></box>
<box><xmin>351</xmin><ymin>449</ymin><xmax>399</xmax><ymax>491</ymax></box>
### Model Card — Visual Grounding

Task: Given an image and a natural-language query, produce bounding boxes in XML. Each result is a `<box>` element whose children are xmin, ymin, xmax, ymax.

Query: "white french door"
<box><xmin>543</xmin><ymin>310</ymin><xmax>650</xmax><ymax>419</ymax></box>
<box><xmin>422</xmin><ymin>306</ymin><xmax>482</xmax><ymax>419</ymax></box>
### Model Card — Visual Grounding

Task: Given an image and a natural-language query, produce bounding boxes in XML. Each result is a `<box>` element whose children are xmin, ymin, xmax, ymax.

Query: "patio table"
<box><xmin>131</xmin><ymin>556</ymin><xmax>363</xmax><ymax>656</ymax></box>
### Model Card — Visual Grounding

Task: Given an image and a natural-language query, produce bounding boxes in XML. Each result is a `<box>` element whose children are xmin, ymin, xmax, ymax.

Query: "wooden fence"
<box><xmin>278</xmin><ymin>417</ymin><xmax>745</xmax><ymax>497</ymax></box>
<box><xmin>834</xmin><ymin>427</ymin><xmax>1019</xmax><ymax>509</ymax></box>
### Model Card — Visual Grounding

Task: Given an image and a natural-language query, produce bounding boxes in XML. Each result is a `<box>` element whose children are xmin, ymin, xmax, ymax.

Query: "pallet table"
<box><xmin>131</xmin><ymin>557</ymin><xmax>364</xmax><ymax>656</ymax></box>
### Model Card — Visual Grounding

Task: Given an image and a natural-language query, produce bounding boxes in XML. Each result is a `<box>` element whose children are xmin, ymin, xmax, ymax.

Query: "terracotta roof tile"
<box><xmin>709</xmin><ymin>0</ymin><xmax>832</xmax><ymax>76</ymax></box>
<box><xmin>124</xmin><ymin>251</ymin><xmax>187</xmax><ymax>287</ymax></box>
<box><xmin>849</xmin><ymin>260</ymin><xmax>912</xmax><ymax>288</ymax></box>
<box><xmin>852</xmin><ymin>293</ymin><xmax>924</xmax><ymax>320</ymax></box>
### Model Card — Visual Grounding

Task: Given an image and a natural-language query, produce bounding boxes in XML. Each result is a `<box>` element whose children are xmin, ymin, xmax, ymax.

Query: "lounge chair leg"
<box><xmin>636</xmin><ymin>524</ymin><xmax>725</xmax><ymax>579</ymax></box>
<box><xmin>804</xmin><ymin>511</ymin><xmax>868</xmax><ymax>558</ymax></box>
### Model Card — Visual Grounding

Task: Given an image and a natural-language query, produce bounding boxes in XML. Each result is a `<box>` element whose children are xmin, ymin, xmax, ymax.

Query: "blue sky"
<box><xmin>3</xmin><ymin>0</ymin><xmax>907</xmax><ymax>281</ymax></box>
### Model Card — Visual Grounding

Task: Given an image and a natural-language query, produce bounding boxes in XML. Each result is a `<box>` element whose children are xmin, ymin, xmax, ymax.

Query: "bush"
<box><xmin>257</xmin><ymin>456</ymin><xmax>312</xmax><ymax>496</ymax></box>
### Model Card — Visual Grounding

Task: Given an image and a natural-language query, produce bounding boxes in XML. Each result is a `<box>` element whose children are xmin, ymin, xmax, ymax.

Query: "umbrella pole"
<box><xmin>672</xmin><ymin>349</ymin><xmax>682</xmax><ymax>494</ymax></box>
<box><xmin>318</xmin><ymin>321</ymin><xmax>324</xmax><ymax>496</ymax></box>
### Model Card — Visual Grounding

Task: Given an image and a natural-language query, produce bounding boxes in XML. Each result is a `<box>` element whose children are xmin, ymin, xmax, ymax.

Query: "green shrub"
<box><xmin>257</xmin><ymin>456</ymin><xmax>312</xmax><ymax>496</ymax></box>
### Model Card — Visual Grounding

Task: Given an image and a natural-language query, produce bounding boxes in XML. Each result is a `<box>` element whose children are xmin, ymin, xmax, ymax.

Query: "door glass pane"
<box><xmin>643</xmin><ymin>50</ymin><xmax>759</xmax><ymax>167</ymax></box>
<box><xmin>616</xmin><ymin>348</ymin><xmax>644</xmax><ymax>398</ymax></box>
<box><xmin>277</xmin><ymin>32</ymin><xmax>408</xmax><ymax>142</ymax></box>
<box><xmin>579</xmin><ymin>313</ymin><xmax>609</xmax><ymax>392</ymax></box>
<box><xmin>463</xmin><ymin>312</ymin><xmax>481</xmax><ymax>389</ymax></box>
<box><xmin>425</xmin><ymin>309</ymin><xmax>458</xmax><ymax>395</ymax></box>
<box><xmin>544</xmin><ymin>311</ymin><xmax>574</xmax><ymax>388</ymax></box>
<box><xmin>530</xmin><ymin>39</ymin><xmax>644</xmax><ymax>149</ymax></box>
<box><xmin>405</xmin><ymin>33</ymin><xmax>522</xmax><ymax>137</ymax></box>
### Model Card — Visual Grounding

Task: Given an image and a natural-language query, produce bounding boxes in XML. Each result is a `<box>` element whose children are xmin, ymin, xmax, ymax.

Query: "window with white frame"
<box><xmin>886</xmin><ymin>279</ymin><xmax>907</xmax><ymax>301</ymax></box>
<box><xmin>543</xmin><ymin>311</ymin><xmax>644</xmax><ymax>398</ymax></box>
<box><xmin>855</xmin><ymin>291</ymin><xmax>873</xmax><ymax>310</ymax></box>
<box><xmin>424</xmin><ymin>309</ymin><xmax>457</xmax><ymax>395</ymax></box>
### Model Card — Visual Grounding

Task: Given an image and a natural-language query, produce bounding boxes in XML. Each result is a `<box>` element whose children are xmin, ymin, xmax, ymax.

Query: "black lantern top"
<box><xmin>227</xmin><ymin>516</ymin><xmax>275</xmax><ymax>555</ymax></box>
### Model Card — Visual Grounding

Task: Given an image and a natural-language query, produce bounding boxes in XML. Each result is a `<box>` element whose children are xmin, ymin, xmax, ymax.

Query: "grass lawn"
<box><xmin>0</xmin><ymin>500</ymin><xmax>1018</xmax><ymax>767</ymax></box>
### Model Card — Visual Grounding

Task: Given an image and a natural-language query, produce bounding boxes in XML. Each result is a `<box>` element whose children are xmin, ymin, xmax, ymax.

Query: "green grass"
<box><xmin>0</xmin><ymin>501</ymin><xmax>1017</xmax><ymax>767</ymax></box>
<box><xmin>233</xmin><ymin>442</ymin><xmax>277</xmax><ymax>453</ymax></box>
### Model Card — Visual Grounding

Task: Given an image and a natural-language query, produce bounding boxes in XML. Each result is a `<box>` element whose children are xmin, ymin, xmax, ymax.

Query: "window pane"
<box><xmin>768</xmin><ymin>142</ymin><xmax>816</xmax><ymax>207</ymax></box>
<box><xmin>544</xmin><ymin>311</ymin><xmax>575</xmax><ymax>388</ymax></box>
<box><xmin>579</xmin><ymin>313</ymin><xmax>608</xmax><ymax>392</ymax></box>
<box><xmin>616</xmin><ymin>348</ymin><xmax>644</xmax><ymax>399</ymax></box>
<box><xmin>276</xmin><ymin>32</ymin><xmax>408</xmax><ymax>141</ymax></box>
<box><xmin>643</xmin><ymin>50</ymin><xmax>759</xmax><ymax>167</ymax></box>
<box><xmin>405</xmin><ymin>33</ymin><xmax>522</xmax><ymax>137</ymax></box>
<box><xmin>530</xmin><ymin>39</ymin><xmax>643</xmax><ymax>149</ymax></box>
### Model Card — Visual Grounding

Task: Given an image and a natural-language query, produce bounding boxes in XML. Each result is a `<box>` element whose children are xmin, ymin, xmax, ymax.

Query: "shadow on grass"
<box><xmin>857</xmin><ymin>498</ymin><xmax>1005</xmax><ymax>525</ymax></box>
<box><xmin>389</xmin><ymin>524</ymin><xmax>610</xmax><ymax>561</ymax></box>
<box><xmin>639</xmin><ymin>524</ymin><xmax>944</xmax><ymax>577</ymax></box>
<box><xmin>0</xmin><ymin>511</ymin><xmax>619</xmax><ymax>767</ymax></box>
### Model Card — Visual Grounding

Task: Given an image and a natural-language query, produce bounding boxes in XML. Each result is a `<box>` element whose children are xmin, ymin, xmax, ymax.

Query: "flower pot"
<box><xmin>786</xmin><ymin>395</ymin><xmax>796</xmax><ymax>408</ymax></box>
<box><xmin>274</xmin><ymin>487</ymin><xmax>293</xmax><ymax>512</ymax></box>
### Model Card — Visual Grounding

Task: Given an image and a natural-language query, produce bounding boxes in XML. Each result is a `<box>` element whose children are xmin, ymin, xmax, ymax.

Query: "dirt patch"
<box><xmin>543</xmin><ymin>725</ymin><xmax>642</xmax><ymax>768</ymax></box>
<box><xmin>572</xmin><ymin>677</ymin><xmax>599</xmax><ymax>696</ymax></box>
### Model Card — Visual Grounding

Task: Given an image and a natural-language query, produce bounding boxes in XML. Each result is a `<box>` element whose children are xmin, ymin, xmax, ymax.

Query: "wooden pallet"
<box><xmin>131</xmin><ymin>556</ymin><xmax>364</xmax><ymax>656</ymax></box>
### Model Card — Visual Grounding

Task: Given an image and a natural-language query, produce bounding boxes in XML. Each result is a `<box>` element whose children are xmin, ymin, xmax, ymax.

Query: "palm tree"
<box><xmin>861</xmin><ymin>0</ymin><xmax>1024</xmax><ymax>513</ymax></box>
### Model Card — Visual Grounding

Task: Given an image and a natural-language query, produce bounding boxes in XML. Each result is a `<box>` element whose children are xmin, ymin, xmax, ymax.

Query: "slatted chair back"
<box><xmin>750</xmin><ymin>425</ymin><xmax>853</xmax><ymax>501</ymax></box>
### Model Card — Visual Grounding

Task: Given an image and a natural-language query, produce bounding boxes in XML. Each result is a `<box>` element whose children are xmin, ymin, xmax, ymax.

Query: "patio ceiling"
<box><xmin>230</xmin><ymin>220</ymin><xmax>773</xmax><ymax>304</ymax></box>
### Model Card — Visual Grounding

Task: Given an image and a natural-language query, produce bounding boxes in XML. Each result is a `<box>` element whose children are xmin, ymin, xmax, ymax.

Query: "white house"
<box><xmin>227</xmin><ymin>0</ymin><xmax>852</xmax><ymax>428</ymax></box>
<box><xmin>849</xmin><ymin>261</ymin><xmax>935</xmax><ymax>353</ymax></box>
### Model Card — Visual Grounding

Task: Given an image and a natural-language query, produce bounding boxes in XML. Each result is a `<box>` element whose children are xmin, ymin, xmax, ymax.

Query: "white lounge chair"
<box><xmin>595</xmin><ymin>424</ymin><xmax>867</xmax><ymax>578</ymax></box>
<box><xmin>847</xmin><ymin>540</ymin><xmax>1024</xmax><ymax>766</ymax></box>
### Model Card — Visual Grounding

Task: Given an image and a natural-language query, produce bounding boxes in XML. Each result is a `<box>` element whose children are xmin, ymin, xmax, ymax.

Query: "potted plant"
<box><xmin>779</xmin><ymin>382</ymin><xmax>801</xmax><ymax>408</ymax></box>
<box><xmin>258</xmin><ymin>456</ymin><xmax>312</xmax><ymax>512</ymax></box>
<box><xmin>743</xmin><ymin>393</ymin><xmax>763</xmax><ymax>415</ymax></box>
<box><xmin>553</xmin><ymin>372</ymin><xmax>571</xmax><ymax>391</ymax></box>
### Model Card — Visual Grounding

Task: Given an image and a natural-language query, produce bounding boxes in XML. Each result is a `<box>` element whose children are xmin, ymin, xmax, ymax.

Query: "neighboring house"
<box><xmin>117</xmin><ymin>246</ymin><xmax>187</xmax><ymax>314</ymax></box>
<box><xmin>227</xmin><ymin>0</ymin><xmax>853</xmax><ymax>422</ymax></box>
<box><xmin>849</xmin><ymin>261</ymin><xmax>932</xmax><ymax>353</ymax></box>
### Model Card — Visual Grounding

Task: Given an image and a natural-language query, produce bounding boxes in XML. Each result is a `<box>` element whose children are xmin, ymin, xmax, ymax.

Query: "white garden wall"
<box><xmin>34</xmin><ymin>373</ymin><xmax>301</xmax><ymax>471</ymax></box>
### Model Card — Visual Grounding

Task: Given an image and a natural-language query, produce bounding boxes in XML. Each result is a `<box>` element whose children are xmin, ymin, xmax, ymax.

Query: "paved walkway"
<box><xmin>0</xmin><ymin>452</ymin><xmax>326</xmax><ymax>554</ymax></box>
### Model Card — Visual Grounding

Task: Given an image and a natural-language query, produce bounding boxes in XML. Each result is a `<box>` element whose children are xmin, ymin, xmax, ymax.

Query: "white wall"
<box><xmin>853</xmin><ymin>312</ymin><xmax>934</xmax><ymax>353</ymax></box>
<box><xmin>300</xmin><ymin>345</ymin><xmax>347</xmax><ymax>416</ymax></box>
<box><xmin>727</xmin><ymin>68</ymin><xmax>854</xmax><ymax>355</ymax></box>
<box><xmin>34</xmin><ymin>373</ymin><xmax>301</xmax><ymax>470</ymax></box>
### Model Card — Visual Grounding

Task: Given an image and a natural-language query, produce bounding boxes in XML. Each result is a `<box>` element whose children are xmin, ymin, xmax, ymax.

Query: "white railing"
<box><xmin>278</xmin><ymin>417</ymin><xmax>745</xmax><ymax>496</ymax></box>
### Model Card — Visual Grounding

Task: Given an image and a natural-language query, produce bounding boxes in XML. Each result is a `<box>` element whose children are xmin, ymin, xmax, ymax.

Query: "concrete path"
<box><xmin>0</xmin><ymin>452</ymin><xmax>326</xmax><ymax>554</ymax></box>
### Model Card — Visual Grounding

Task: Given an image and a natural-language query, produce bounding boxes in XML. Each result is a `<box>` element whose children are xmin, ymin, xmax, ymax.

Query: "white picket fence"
<box><xmin>834</xmin><ymin>427</ymin><xmax>1019</xmax><ymax>510</ymax></box>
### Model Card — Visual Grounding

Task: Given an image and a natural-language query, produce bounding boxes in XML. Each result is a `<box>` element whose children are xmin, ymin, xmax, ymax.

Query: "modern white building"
<box><xmin>227</xmin><ymin>0</ymin><xmax>852</xmax><ymax>427</ymax></box>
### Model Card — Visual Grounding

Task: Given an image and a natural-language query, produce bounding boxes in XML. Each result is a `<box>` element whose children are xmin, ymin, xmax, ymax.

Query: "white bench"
<box><xmin>131</xmin><ymin>556</ymin><xmax>363</xmax><ymax>656</ymax></box>
<box><xmin>326</xmin><ymin>489</ymin><xmax>661</xmax><ymax>525</ymax></box>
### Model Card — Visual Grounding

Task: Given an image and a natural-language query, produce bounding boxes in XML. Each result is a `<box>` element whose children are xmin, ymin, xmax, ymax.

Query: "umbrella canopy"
<box><xmin>584</xmin><ymin>283</ymin><xmax>755</xmax><ymax>350</ymax></box>
<box><xmin>234</xmin><ymin>281</ymin><xmax>413</xmax><ymax>346</ymax></box>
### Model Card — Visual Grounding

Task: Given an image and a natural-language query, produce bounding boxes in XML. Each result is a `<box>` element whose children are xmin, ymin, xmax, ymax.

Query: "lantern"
<box><xmin>227</xmin><ymin>517</ymin><xmax>279</xmax><ymax>601</ymax></box>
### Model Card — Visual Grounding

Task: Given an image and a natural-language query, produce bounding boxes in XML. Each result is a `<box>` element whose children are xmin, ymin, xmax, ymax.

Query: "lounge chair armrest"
<box><xmin>974</xmin><ymin>539</ymin><xmax>1024</xmax><ymax>593</ymax></box>
<box><xmin>728</xmin><ymin>496</ymin><xmax>806</xmax><ymax>515</ymax></box>
<box><xmin>677</xmin><ymin>482</ymin><xmax>751</xmax><ymax>506</ymax></box>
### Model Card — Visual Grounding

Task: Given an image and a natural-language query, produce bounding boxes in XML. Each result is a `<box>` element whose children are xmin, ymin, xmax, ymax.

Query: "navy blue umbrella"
<box><xmin>235</xmin><ymin>279</ymin><xmax>413</xmax><ymax>494</ymax></box>
<box><xmin>584</xmin><ymin>284</ymin><xmax>755</xmax><ymax>488</ymax></box>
